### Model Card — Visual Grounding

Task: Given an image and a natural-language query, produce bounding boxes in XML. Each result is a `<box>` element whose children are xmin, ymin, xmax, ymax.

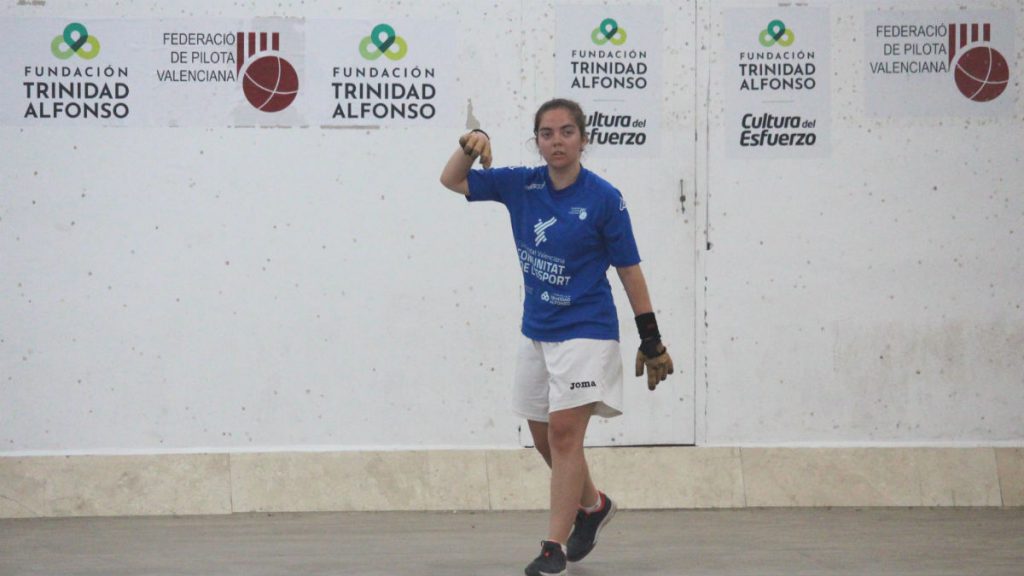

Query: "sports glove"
<box><xmin>635</xmin><ymin>312</ymin><xmax>674</xmax><ymax>390</ymax></box>
<box><xmin>458</xmin><ymin>129</ymin><xmax>492</xmax><ymax>168</ymax></box>
<box><xmin>636</xmin><ymin>345</ymin><xmax>674</xmax><ymax>391</ymax></box>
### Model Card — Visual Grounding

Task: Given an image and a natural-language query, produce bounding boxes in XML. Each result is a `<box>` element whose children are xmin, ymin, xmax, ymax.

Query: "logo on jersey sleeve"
<box><xmin>534</xmin><ymin>217</ymin><xmax>557</xmax><ymax>246</ymax></box>
<box><xmin>619</xmin><ymin>197</ymin><xmax>627</xmax><ymax>211</ymax></box>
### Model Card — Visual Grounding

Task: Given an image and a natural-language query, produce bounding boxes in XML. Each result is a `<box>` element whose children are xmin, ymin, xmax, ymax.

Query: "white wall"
<box><xmin>1</xmin><ymin>0</ymin><xmax>1022</xmax><ymax>456</ymax></box>
<box><xmin>699</xmin><ymin>0</ymin><xmax>1024</xmax><ymax>445</ymax></box>
<box><xmin>0</xmin><ymin>0</ymin><xmax>696</xmax><ymax>454</ymax></box>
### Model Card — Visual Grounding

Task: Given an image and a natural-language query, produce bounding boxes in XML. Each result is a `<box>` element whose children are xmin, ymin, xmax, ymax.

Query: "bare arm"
<box><xmin>439</xmin><ymin>131</ymin><xmax>491</xmax><ymax>195</ymax></box>
<box><xmin>615</xmin><ymin>264</ymin><xmax>653</xmax><ymax>316</ymax></box>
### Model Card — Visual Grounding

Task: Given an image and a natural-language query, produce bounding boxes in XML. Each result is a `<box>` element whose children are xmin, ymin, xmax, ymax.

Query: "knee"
<box><xmin>547</xmin><ymin>421</ymin><xmax>584</xmax><ymax>455</ymax></box>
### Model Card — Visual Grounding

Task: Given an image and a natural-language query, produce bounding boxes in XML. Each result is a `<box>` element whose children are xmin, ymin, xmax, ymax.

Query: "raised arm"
<box><xmin>439</xmin><ymin>129</ymin><xmax>492</xmax><ymax>195</ymax></box>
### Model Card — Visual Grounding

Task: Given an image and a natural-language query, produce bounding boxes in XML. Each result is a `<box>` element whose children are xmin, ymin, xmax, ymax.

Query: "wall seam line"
<box><xmin>227</xmin><ymin>453</ymin><xmax>236</xmax><ymax>514</ymax></box>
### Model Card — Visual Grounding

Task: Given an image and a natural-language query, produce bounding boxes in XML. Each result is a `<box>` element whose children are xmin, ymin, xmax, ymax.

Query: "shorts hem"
<box><xmin>511</xmin><ymin>406</ymin><xmax>550</xmax><ymax>423</ymax></box>
<box><xmin>549</xmin><ymin>399</ymin><xmax>623</xmax><ymax>419</ymax></box>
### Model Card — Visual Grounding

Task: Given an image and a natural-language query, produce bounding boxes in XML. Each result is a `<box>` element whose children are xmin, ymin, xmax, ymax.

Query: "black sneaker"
<box><xmin>524</xmin><ymin>540</ymin><xmax>567</xmax><ymax>576</ymax></box>
<box><xmin>566</xmin><ymin>492</ymin><xmax>617</xmax><ymax>562</ymax></box>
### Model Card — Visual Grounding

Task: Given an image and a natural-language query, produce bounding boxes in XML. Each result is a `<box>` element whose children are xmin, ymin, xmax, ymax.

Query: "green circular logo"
<box><xmin>759</xmin><ymin>20</ymin><xmax>794</xmax><ymax>47</ymax></box>
<box><xmin>52</xmin><ymin>23</ymin><xmax>101</xmax><ymax>60</ymax></box>
<box><xmin>359</xmin><ymin>23</ymin><xmax>408</xmax><ymax>61</ymax></box>
<box><xmin>591</xmin><ymin>18</ymin><xmax>627</xmax><ymax>46</ymax></box>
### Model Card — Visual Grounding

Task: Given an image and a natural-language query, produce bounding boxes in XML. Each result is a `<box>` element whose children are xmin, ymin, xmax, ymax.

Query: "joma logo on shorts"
<box><xmin>570</xmin><ymin>381</ymin><xmax>597</xmax><ymax>390</ymax></box>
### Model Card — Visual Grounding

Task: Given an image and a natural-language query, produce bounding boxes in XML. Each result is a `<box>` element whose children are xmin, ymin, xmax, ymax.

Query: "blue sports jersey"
<box><xmin>466</xmin><ymin>165</ymin><xmax>641</xmax><ymax>342</ymax></box>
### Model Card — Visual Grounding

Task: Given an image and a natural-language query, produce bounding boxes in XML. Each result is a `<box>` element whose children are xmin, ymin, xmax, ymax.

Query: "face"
<box><xmin>536</xmin><ymin>107</ymin><xmax>585</xmax><ymax>170</ymax></box>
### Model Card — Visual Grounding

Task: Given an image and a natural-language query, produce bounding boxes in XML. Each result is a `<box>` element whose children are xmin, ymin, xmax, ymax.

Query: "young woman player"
<box><xmin>439</xmin><ymin>98</ymin><xmax>674</xmax><ymax>576</ymax></box>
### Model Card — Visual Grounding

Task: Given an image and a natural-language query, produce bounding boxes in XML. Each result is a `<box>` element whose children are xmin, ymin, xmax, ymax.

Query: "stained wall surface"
<box><xmin>0</xmin><ymin>0</ymin><xmax>697</xmax><ymax>453</ymax></box>
<box><xmin>699</xmin><ymin>0</ymin><xmax>1023</xmax><ymax>445</ymax></box>
<box><xmin>1</xmin><ymin>0</ymin><xmax>1022</xmax><ymax>456</ymax></box>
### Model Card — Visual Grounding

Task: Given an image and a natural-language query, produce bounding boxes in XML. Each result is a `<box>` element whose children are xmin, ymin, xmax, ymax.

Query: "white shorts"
<box><xmin>511</xmin><ymin>336</ymin><xmax>624</xmax><ymax>423</ymax></box>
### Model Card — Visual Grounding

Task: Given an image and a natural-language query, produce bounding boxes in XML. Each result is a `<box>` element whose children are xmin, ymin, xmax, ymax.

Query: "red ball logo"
<box><xmin>241</xmin><ymin>55</ymin><xmax>299</xmax><ymax>112</ymax></box>
<box><xmin>953</xmin><ymin>46</ymin><xmax>1009</xmax><ymax>103</ymax></box>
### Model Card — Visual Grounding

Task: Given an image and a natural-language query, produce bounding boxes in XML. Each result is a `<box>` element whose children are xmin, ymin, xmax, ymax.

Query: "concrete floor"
<box><xmin>1</xmin><ymin>508</ymin><xmax>1022</xmax><ymax>576</ymax></box>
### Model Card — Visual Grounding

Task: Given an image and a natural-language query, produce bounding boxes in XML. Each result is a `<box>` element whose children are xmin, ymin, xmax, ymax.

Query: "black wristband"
<box><xmin>635</xmin><ymin>312</ymin><xmax>664</xmax><ymax>358</ymax></box>
<box><xmin>470</xmin><ymin>128</ymin><xmax>489</xmax><ymax>140</ymax></box>
<box><xmin>635</xmin><ymin>312</ymin><xmax>660</xmax><ymax>340</ymax></box>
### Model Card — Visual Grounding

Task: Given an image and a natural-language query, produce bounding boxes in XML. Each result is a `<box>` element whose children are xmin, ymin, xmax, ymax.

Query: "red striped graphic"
<box><xmin>235</xmin><ymin>32</ymin><xmax>282</xmax><ymax>72</ymax></box>
<box><xmin>949</xmin><ymin>24</ymin><xmax>955</xmax><ymax>64</ymax></box>
<box><xmin>949</xmin><ymin>22</ymin><xmax>994</xmax><ymax>64</ymax></box>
